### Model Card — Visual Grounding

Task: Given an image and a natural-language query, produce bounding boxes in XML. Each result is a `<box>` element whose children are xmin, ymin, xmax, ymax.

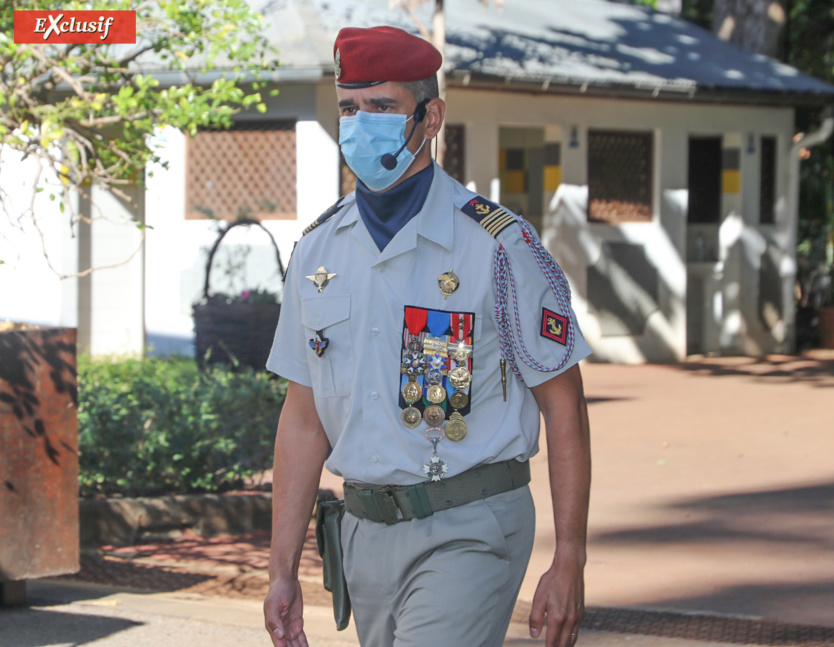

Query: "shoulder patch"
<box><xmin>302</xmin><ymin>197</ymin><xmax>345</xmax><ymax>236</ymax></box>
<box><xmin>460</xmin><ymin>196</ymin><xmax>518</xmax><ymax>238</ymax></box>
<box><xmin>540</xmin><ymin>308</ymin><xmax>568</xmax><ymax>345</ymax></box>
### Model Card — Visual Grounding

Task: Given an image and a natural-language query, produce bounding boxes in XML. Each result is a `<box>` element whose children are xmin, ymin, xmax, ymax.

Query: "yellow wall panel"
<box><xmin>722</xmin><ymin>169</ymin><xmax>741</xmax><ymax>194</ymax></box>
<box><xmin>504</xmin><ymin>170</ymin><xmax>526</xmax><ymax>193</ymax></box>
<box><xmin>544</xmin><ymin>166</ymin><xmax>562</xmax><ymax>192</ymax></box>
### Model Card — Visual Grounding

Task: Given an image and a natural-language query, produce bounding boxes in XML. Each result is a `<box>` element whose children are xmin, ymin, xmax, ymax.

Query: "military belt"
<box><xmin>343</xmin><ymin>459</ymin><xmax>530</xmax><ymax>525</ymax></box>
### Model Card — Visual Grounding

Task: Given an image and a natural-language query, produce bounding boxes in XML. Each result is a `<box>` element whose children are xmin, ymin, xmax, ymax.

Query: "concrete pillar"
<box><xmin>75</xmin><ymin>184</ymin><xmax>146</xmax><ymax>356</ymax></box>
<box><xmin>466</xmin><ymin>120</ymin><xmax>499</xmax><ymax>197</ymax></box>
<box><xmin>296</xmin><ymin>119</ymin><xmax>340</xmax><ymax>223</ymax></box>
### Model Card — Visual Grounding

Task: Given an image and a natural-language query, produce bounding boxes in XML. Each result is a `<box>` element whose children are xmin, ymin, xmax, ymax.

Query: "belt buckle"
<box><xmin>371</xmin><ymin>486</ymin><xmax>402</xmax><ymax>525</ymax></box>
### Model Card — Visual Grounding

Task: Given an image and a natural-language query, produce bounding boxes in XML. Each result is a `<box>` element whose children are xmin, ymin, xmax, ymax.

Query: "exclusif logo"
<box><xmin>14</xmin><ymin>10</ymin><xmax>136</xmax><ymax>44</ymax></box>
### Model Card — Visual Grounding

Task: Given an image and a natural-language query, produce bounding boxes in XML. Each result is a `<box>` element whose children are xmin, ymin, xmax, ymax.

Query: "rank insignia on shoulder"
<box><xmin>540</xmin><ymin>308</ymin><xmax>568</xmax><ymax>345</ymax></box>
<box><xmin>460</xmin><ymin>196</ymin><xmax>518</xmax><ymax>238</ymax></box>
<box><xmin>302</xmin><ymin>197</ymin><xmax>345</xmax><ymax>236</ymax></box>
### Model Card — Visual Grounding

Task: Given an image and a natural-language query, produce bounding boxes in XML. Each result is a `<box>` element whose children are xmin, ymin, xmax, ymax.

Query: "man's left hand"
<box><xmin>528</xmin><ymin>550</ymin><xmax>585</xmax><ymax>646</ymax></box>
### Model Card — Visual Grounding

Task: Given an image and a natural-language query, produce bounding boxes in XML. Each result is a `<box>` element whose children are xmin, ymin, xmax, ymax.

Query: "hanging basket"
<box><xmin>193</xmin><ymin>219</ymin><xmax>285</xmax><ymax>371</ymax></box>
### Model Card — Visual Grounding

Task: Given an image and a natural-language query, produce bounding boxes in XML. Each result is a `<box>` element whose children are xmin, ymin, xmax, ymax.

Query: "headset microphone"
<box><xmin>380</xmin><ymin>99</ymin><xmax>430</xmax><ymax>170</ymax></box>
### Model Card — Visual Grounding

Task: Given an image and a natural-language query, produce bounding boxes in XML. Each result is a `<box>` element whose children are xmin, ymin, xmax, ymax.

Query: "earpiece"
<box><xmin>380</xmin><ymin>99</ymin><xmax>432</xmax><ymax>170</ymax></box>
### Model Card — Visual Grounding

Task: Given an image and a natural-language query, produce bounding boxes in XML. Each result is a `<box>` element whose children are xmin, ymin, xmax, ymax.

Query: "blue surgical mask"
<box><xmin>339</xmin><ymin>111</ymin><xmax>426</xmax><ymax>192</ymax></box>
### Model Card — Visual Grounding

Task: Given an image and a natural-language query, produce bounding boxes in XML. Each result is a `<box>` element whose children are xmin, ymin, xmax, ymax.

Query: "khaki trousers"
<box><xmin>341</xmin><ymin>485</ymin><xmax>536</xmax><ymax>647</ymax></box>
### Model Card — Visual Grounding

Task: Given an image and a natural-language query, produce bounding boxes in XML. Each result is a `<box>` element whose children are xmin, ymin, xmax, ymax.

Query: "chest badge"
<box><xmin>437</xmin><ymin>269</ymin><xmax>460</xmax><ymax>300</ymax></box>
<box><xmin>307</xmin><ymin>266</ymin><xmax>337</xmax><ymax>293</ymax></box>
<box><xmin>308</xmin><ymin>330</ymin><xmax>330</xmax><ymax>357</ymax></box>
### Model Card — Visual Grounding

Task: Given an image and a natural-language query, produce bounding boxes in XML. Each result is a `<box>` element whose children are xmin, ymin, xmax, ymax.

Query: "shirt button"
<box><xmin>371</xmin><ymin>327</ymin><xmax>380</xmax><ymax>336</ymax></box>
<box><xmin>372</xmin><ymin>456</ymin><xmax>379</xmax><ymax>463</ymax></box>
<box><xmin>370</xmin><ymin>391</ymin><xmax>379</xmax><ymax>400</ymax></box>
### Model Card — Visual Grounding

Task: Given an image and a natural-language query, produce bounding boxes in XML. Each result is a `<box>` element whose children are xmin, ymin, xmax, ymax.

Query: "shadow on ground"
<box><xmin>592</xmin><ymin>480</ymin><xmax>834</xmax><ymax>548</ymax></box>
<box><xmin>0</xmin><ymin>607</ymin><xmax>141</xmax><ymax>647</ymax></box>
<box><xmin>678</xmin><ymin>356</ymin><xmax>834</xmax><ymax>386</ymax></box>
<box><xmin>508</xmin><ymin>605</ymin><xmax>834</xmax><ymax>646</ymax></box>
<box><xmin>58</xmin><ymin>552</ymin><xmax>214</xmax><ymax>593</ymax></box>
<box><xmin>638</xmin><ymin>581</ymin><xmax>834</xmax><ymax>635</ymax></box>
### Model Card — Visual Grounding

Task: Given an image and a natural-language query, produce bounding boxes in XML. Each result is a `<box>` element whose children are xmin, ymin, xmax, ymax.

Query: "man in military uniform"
<box><xmin>263</xmin><ymin>26</ymin><xmax>591</xmax><ymax>647</ymax></box>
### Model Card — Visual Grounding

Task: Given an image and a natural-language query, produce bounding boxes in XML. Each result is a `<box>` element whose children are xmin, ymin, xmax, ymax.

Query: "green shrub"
<box><xmin>77</xmin><ymin>355</ymin><xmax>286</xmax><ymax>497</ymax></box>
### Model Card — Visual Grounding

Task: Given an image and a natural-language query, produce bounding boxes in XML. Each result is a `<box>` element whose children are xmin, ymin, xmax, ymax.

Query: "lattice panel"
<box><xmin>340</xmin><ymin>152</ymin><xmax>357</xmax><ymax>196</ymax></box>
<box><xmin>588</xmin><ymin>130</ymin><xmax>653</xmax><ymax>224</ymax></box>
<box><xmin>187</xmin><ymin>121</ymin><xmax>296</xmax><ymax>220</ymax></box>
<box><xmin>444</xmin><ymin>124</ymin><xmax>465</xmax><ymax>184</ymax></box>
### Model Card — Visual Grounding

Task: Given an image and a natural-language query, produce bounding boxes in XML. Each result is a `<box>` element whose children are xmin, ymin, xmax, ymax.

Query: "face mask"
<box><xmin>339</xmin><ymin>111</ymin><xmax>426</xmax><ymax>192</ymax></box>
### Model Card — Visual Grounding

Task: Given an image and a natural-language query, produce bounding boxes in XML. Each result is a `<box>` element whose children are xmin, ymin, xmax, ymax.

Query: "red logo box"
<box><xmin>14</xmin><ymin>10</ymin><xmax>136</xmax><ymax>44</ymax></box>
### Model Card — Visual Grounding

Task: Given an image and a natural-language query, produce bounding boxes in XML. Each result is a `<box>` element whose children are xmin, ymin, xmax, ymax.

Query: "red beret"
<box><xmin>334</xmin><ymin>26</ymin><xmax>442</xmax><ymax>88</ymax></box>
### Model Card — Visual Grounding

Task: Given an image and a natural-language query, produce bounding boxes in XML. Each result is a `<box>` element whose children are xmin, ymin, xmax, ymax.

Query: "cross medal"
<box><xmin>422</xmin><ymin>428</ymin><xmax>448</xmax><ymax>482</ymax></box>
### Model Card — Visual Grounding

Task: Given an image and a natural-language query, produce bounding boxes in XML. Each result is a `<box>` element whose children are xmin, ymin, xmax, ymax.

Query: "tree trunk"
<box><xmin>433</xmin><ymin>0</ymin><xmax>447</xmax><ymax>168</ymax></box>
<box><xmin>712</xmin><ymin>0</ymin><xmax>787</xmax><ymax>59</ymax></box>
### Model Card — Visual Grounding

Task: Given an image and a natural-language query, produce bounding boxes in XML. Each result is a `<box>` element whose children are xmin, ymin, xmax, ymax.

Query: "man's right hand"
<box><xmin>264</xmin><ymin>578</ymin><xmax>308</xmax><ymax>647</ymax></box>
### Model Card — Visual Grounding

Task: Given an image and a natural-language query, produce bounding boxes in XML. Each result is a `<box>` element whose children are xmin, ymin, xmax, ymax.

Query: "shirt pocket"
<box><xmin>300</xmin><ymin>296</ymin><xmax>353</xmax><ymax>398</ymax></box>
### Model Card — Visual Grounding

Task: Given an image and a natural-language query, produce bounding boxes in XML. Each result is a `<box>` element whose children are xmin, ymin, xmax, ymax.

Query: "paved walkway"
<box><xmin>2</xmin><ymin>354</ymin><xmax>833</xmax><ymax>646</ymax></box>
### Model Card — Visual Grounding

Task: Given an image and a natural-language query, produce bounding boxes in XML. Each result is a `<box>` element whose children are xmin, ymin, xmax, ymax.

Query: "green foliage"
<box><xmin>0</xmin><ymin>0</ymin><xmax>276</xmax><ymax>195</ymax></box>
<box><xmin>787</xmin><ymin>0</ymin><xmax>834</xmax><ymax>85</ymax></box>
<box><xmin>77</xmin><ymin>354</ymin><xmax>286</xmax><ymax>497</ymax></box>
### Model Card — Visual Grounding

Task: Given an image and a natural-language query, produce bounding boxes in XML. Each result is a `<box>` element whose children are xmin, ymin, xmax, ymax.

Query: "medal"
<box><xmin>401</xmin><ymin>406</ymin><xmax>422</xmax><ymax>428</ymax></box>
<box><xmin>425</xmin><ymin>367</ymin><xmax>444</xmax><ymax>385</ymax></box>
<box><xmin>402</xmin><ymin>379</ymin><xmax>422</xmax><ymax>404</ymax></box>
<box><xmin>422</xmin><ymin>427</ymin><xmax>448</xmax><ymax>482</ymax></box>
<box><xmin>308</xmin><ymin>330</ymin><xmax>329</xmax><ymax>357</ymax></box>
<box><xmin>449</xmin><ymin>390</ymin><xmax>468</xmax><ymax>409</ymax></box>
<box><xmin>427</xmin><ymin>384</ymin><xmax>446</xmax><ymax>404</ymax></box>
<box><xmin>306</xmin><ymin>266</ymin><xmax>337</xmax><ymax>293</ymax></box>
<box><xmin>401</xmin><ymin>351</ymin><xmax>426</xmax><ymax>376</ymax></box>
<box><xmin>445</xmin><ymin>411</ymin><xmax>467</xmax><ymax>442</ymax></box>
<box><xmin>449</xmin><ymin>365</ymin><xmax>472</xmax><ymax>390</ymax></box>
<box><xmin>405</xmin><ymin>306</ymin><xmax>428</xmax><ymax>343</ymax></box>
<box><xmin>423</xmin><ymin>404</ymin><xmax>445</xmax><ymax>427</ymax></box>
<box><xmin>451</xmin><ymin>342</ymin><xmax>472</xmax><ymax>362</ymax></box>
<box><xmin>450</xmin><ymin>313</ymin><xmax>473</xmax><ymax>341</ymax></box>
<box><xmin>437</xmin><ymin>269</ymin><xmax>460</xmax><ymax>300</ymax></box>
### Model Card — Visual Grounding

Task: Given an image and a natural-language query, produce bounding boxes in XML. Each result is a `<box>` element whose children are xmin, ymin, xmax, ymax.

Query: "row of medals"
<box><xmin>400</xmin><ymin>335</ymin><xmax>471</xmax><ymax>442</ymax></box>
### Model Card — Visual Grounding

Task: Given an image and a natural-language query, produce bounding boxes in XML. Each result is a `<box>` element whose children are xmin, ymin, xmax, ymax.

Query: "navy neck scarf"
<box><xmin>355</xmin><ymin>164</ymin><xmax>434</xmax><ymax>251</ymax></box>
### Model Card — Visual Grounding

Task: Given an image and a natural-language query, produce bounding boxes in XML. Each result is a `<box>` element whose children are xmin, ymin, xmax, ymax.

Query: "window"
<box><xmin>687</xmin><ymin>137</ymin><xmax>722</xmax><ymax>224</ymax></box>
<box><xmin>588</xmin><ymin>130</ymin><xmax>653</xmax><ymax>223</ymax></box>
<box><xmin>186</xmin><ymin>120</ymin><xmax>296</xmax><ymax>220</ymax></box>
<box><xmin>760</xmin><ymin>136</ymin><xmax>776</xmax><ymax>224</ymax></box>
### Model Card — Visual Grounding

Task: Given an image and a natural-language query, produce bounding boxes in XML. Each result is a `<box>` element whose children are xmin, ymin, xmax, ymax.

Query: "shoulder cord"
<box><xmin>494</xmin><ymin>220</ymin><xmax>576</xmax><ymax>384</ymax></box>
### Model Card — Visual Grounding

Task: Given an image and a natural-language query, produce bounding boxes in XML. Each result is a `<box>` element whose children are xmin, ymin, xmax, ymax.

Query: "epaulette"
<box><xmin>302</xmin><ymin>197</ymin><xmax>345</xmax><ymax>236</ymax></box>
<box><xmin>460</xmin><ymin>196</ymin><xmax>519</xmax><ymax>238</ymax></box>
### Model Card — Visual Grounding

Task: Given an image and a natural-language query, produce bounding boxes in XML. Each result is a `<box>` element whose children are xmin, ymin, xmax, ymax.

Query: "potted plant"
<box><xmin>193</xmin><ymin>219</ymin><xmax>285</xmax><ymax>371</ymax></box>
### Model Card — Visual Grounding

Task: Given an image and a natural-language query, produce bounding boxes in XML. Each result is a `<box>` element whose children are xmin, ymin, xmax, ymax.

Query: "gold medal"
<box><xmin>402</xmin><ymin>380</ymin><xmax>422</xmax><ymax>404</ymax></box>
<box><xmin>438</xmin><ymin>269</ymin><xmax>460</xmax><ymax>299</ymax></box>
<box><xmin>427</xmin><ymin>384</ymin><xmax>446</xmax><ymax>404</ymax></box>
<box><xmin>449</xmin><ymin>365</ymin><xmax>472</xmax><ymax>390</ymax></box>
<box><xmin>449</xmin><ymin>390</ymin><xmax>468</xmax><ymax>409</ymax></box>
<box><xmin>423</xmin><ymin>405</ymin><xmax>445</xmax><ymax>427</ymax></box>
<box><xmin>401</xmin><ymin>406</ymin><xmax>422</xmax><ymax>429</ymax></box>
<box><xmin>451</xmin><ymin>342</ymin><xmax>472</xmax><ymax>362</ymax></box>
<box><xmin>446</xmin><ymin>412</ymin><xmax>467</xmax><ymax>442</ymax></box>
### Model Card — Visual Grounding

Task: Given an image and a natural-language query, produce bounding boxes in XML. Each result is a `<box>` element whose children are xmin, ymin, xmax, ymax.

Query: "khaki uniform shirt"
<box><xmin>267</xmin><ymin>163</ymin><xmax>591</xmax><ymax>485</ymax></box>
